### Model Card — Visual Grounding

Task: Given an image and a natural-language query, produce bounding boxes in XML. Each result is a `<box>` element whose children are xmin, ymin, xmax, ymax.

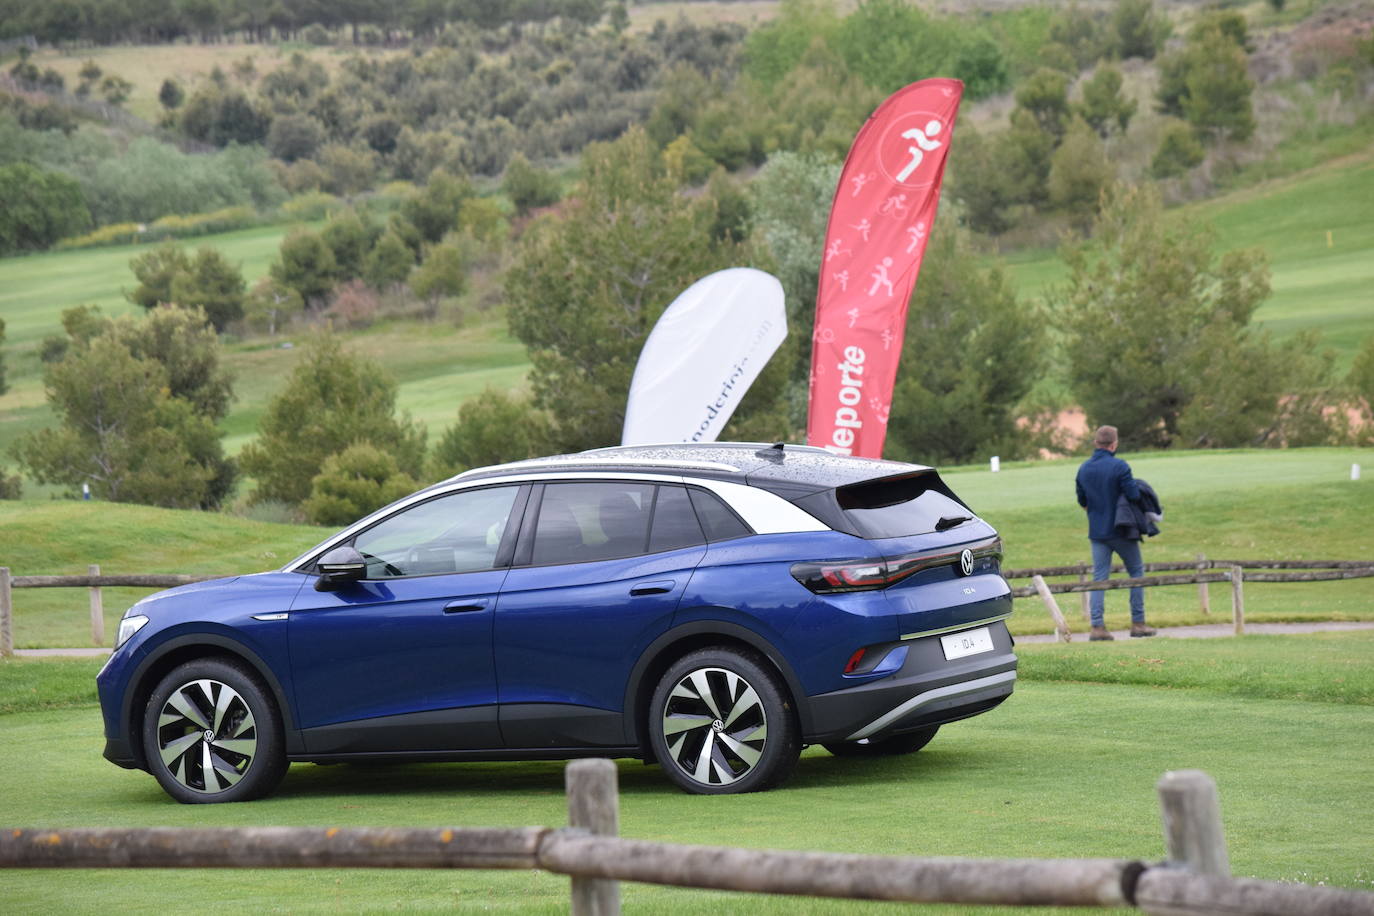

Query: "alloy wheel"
<box><xmin>660</xmin><ymin>666</ymin><xmax>768</xmax><ymax>787</ymax></box>
<box><xmin>155</xmin><ymin>678</ymin><xmax>258</xmax><ymax>794</ymax></box>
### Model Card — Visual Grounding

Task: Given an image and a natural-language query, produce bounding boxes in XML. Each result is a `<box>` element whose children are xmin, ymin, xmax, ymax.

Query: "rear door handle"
<box><xmin>443</xmin><ymin>599</ymin><xmax>489</xmax><ymax>613</ymax></box>
<box><xmin>630</xmin><ymin>580</ymin><xmax>675</xmax><ymax>596</ymax></box>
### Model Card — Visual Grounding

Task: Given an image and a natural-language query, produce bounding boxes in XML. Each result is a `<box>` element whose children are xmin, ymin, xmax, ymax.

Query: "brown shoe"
<box><xmin>1130</xmin><ymin>623</ymin><xmax>1157</xmax><ymax>638</ymax></box>
<box><xmin>1089</xmin><ymin>626</ymin><xmax>1115</xmax><ymax>641</ymax></box>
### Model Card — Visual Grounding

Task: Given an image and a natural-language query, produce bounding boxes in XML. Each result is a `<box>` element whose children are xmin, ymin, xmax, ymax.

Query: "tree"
<box><xmin>158</xmin><ymin>78</ymin><xmax>185</xmax><ymax>110</ymax></box>
<box><xmin>1111</xmin><ymin>0</ymin><xmax>1169</xmax><ymax>60</ymax></box>
<box><xmin>11</xmin><ymin>316</ymin><xmax>236</xmax><ymax>509</ymax></box>
<box><xmin>107</xmin><ymin>306</ymin><xmax>235</xmax><ymax>421</ymax></box>
<box><xmin>363</xmin><ymin>229</ymin><xmax>416</xmax><ymax>288</ymax></box>
<box><xmin>0</xmin><ymin>163</ymin><xmax>91</xmax><ymax>254</ymax></box>
<box><xmin>238</xmin><ymin>334</ymin><xmax>426</xmax><ymax>506</ymax></box>
<box><xmin>128</xmin><ymin>244</ymin><xmax>191</xmax><ymax>310</ymax></box>
<box><xmin>400</xmin><ymin>171</ymin><xmax>474</xmax><ymax>243</ymax></box>
<box><xmin>266</xmin><ymin>113</ymin><xmax>325</xmax><ymax>163</ymax></box>
<box><xmin>430</xmin><ymin>388</ymin><xmax>551</xmax><ymax>477</ymax></box>
<box><xmin>270</xmin><ymin>228</ymin><xmax>339</xmax><ymax>306</ymax></box>
<box><xmin>1014</xmin><ymin>68</ymin><xmax>1071</xmax><ymax>141</ymax></box>
<box><xmin>410</xmin><ymin>239</ymin><xmax>467</xmax><ymax>314</ymax></box>
<box><xmin>320</xmin><ymin>209</ymin><xmax>376</xmax><ymax>281</ymax></box>
<box><xmin>884</xmin><ymin>209</ymin><xmax>1046</xmax><ymax>465</ymax></box>
<box><xmin>0</xmin><ymin>317</ymin><xmax>7</xmax><ymax>396</ymax></box>
<box><xmin>505</xmin><ymin>128</ymin><xmax>776</xmax><ymax>452</ymax></box>
<box><xmin>1350</xmin><ymin>334</ymin><xmax>1374</xmax><ymax>442</ymax></box>
<box><xmin>1077</xmin><ymin>65</ymin><xmax>1136</xmax><ymax>138</ymax></box>
<box><xmin>301</xmin><ymin>443</ymin><xmax>419</xmax><ymax>526</ymax></box>
<box><xmin>1053</xmin><ymin>185</ymin><xmax>1332</xmax><ymax>449</ymax></box>
<box><xmin>502</xmin><ymin>152</ymin><xmax>561</xmax><ymax>215</ymax></box>
<box><xmin>169</xmin><ymin>248</ymin><xmax>247</xmax><ymax>331</ymax></box>
<box><xmin>1047</xmin><ymin>117</ymin><xmax>1115</xmax><ymax>227</ymax></box>
<box><xmin>1150</xmin><ymin>122</ymin><xmax>1205</xmax><ymax>178</ymax></box>
<box><xmin>1156</xmin><ymin>17</ymin><xmax>1255</xmax><ymax>143</ymax></box>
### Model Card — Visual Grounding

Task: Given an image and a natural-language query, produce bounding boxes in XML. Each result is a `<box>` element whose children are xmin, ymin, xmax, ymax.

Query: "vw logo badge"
<box><xmin>959</xmin><ymin>549</ymin><xmax>974</xmax><ymax>577</ymax></box>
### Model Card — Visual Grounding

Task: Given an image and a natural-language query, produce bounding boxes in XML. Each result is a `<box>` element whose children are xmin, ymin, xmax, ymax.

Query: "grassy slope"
<box><xmin>1003</xmin><ymin>152</ymin><xmax>1374</xmax><ymax>368</ymax></box>
<box><xmin>2</xmin><ymin>448</ymin><xmax>1370</xmax><ymax>647</ymax></box>
<box><xmin>2</xmin><ymin>634</ymin><xmax>1372</xmax><ymax>910</ymax></box>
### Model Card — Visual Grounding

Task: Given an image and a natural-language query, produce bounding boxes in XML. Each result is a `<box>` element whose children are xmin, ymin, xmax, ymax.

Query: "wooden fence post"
<box><xmin>1156</xmin><ymin>769</ymin><xmax>1230</xmax><ymax>878</ymax></box>
<box><xmin>566</xmin><ymin>759</ymin><xmax>620</xmax><ymax>916</ymax></box>
<box><xmin>1032</xmin><ymin>575</ymin><xmax>1072</xmax><ymax>642</ymax></box>
<box><xmin>1196</xmin><ymin>554</ymin><xmax>1210</xmax><ymax>616</ymax></box>
<box><xmin>1230</xmin><ymin>566</ymin><xmax>1245</xmax><ymax>636</ymax></box>
<box><xmin>0</xmin><ymin>567</ymin><xmax>11</xmax><ymax>656</ymax></box>
<box><xmin>88</xmin><ymin>564</ymin><xmax>104</xmax><ymax>647</ymax></box>
<box><xmin>1078</xmin><ymin>573</ymin><xmax>1091</xmax><ymax>622</ymax></box>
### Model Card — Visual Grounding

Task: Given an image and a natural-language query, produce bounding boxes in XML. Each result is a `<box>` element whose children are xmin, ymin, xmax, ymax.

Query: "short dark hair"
<box><xmin>1093</xmin><ymin>425</ymin><xmax>1118</xmax><ymax>448</ymax></box>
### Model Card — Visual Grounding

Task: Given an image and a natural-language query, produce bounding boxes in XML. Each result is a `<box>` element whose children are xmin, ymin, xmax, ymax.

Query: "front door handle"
<box><xmin>629</xmin><ymin>580</ymin><xmax>675</xmax><ymax>596</ymax></box>
<box><xmin>443</xmin><ymin>598</ymin><xmax>489</xmax><ymax>613</ymax></box>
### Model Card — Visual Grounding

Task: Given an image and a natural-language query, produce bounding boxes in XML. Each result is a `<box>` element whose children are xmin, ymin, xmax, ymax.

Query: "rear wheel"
<box><xmin>824</xmin><ymin>726</ymin><xmax>939</xmax><ymax>758</ymax></box>
<box><xmin>648</xmin><ymin>647</ymin><xmax>800</xmax><ymax>795</ymax></box>
<box><xmin>142</xmin><ymin>658</ymin><xmax>287</xmax><ymax>804</ymax></box>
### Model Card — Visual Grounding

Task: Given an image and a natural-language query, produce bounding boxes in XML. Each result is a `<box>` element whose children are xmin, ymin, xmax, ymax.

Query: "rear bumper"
<box><xmin>804</xmin><ymin>621</ymin><xmax>1016</xmax><ymax>743</ymax></box>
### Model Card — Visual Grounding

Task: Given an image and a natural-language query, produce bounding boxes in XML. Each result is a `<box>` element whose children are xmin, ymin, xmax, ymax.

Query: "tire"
<box><xmin>142</xmin><ymin>657</ymin><xmax>287</xmax><ymax>804</ymax></box>
<box><xmin>648</xmin><ymin>647</ymin><xmax>800</xmax><ymax>795</ymax></box>
<box><xmin>824</xmin><ymin>726</ymin><xmax>939</xmax><ymax>758</ymax></box>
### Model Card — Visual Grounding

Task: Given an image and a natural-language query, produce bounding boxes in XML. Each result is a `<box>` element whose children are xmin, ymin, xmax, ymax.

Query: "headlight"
<box><xmin>115</xmin><ymin>615</ymin><xmax>149</xmax><ymax>649</ymax></box>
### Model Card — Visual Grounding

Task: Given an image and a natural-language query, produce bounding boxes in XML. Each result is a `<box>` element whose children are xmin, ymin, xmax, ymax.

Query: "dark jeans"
<box><xmin>1089</xmin><ymin>537</ymin><xmax>1145</xmax><ymax>628</ymax></box>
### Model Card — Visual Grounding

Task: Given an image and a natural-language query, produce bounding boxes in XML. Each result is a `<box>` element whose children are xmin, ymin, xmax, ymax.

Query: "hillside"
<box><xmin>1002</xmin><ymin>148</ymin><xmax>1374</xmax><ymax>367</ymax></box>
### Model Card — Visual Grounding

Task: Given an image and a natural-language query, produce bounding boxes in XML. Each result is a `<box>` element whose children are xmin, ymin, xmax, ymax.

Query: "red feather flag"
<box><xmin>806</xmin><ymin>78</ymin><xmax>964</xmax><ymax>457</ymax></box>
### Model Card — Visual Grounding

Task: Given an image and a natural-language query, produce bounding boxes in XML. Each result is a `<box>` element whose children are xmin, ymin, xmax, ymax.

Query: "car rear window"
<box><xmin>835</xmin><ymin>472</ymin><xmax>973</xmax><ymax>539</ymax></box>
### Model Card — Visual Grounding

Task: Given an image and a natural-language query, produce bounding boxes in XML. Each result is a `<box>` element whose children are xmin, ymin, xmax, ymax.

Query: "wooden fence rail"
<box><xmin>2</xmin><ymin>557</ymin><xmax>1371</xmax><ymax>654</ymax></box>
<box><xmin>3</xmin><ymin>761</ymin><xmax>1371</xmax><ymax>916</ymax></box>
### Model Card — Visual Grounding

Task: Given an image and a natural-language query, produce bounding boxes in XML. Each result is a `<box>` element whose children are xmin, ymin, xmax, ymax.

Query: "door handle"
<box><xmin>629</xmin><ymin>580</ymin><xmax>675</xmax><ymax>596</ymax></box>
<box><xmin>443</xmin><ymin>599</ymin><xmax>489</xmax><ymax>613</ymax></box>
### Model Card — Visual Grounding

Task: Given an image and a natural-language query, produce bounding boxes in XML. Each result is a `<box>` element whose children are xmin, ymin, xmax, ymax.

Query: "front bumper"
<box><xmin>804</xmin><ymin>620</ymin><xmax>1016</xmax><ymax>743</ymax></box>
<box><xmin>103</xmin><ymin>737</ymin><xmax>138</xmax><ymax>769</ymax></box>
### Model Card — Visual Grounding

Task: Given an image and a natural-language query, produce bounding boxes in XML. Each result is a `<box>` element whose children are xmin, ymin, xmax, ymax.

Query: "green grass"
<box><xmin>3</xmin><ymin>634</ymin><xmax>1373</xmax><ymax>911</ymax></box>
<box><xmin>1002</xmin><ymin>152</ymin><xmax>1374</xmax><ymax>368</ymax></box>
<box><xmin>0</xmin><ymin>500</ymin><xmax>327</xmax><ymax>648</ymax></box>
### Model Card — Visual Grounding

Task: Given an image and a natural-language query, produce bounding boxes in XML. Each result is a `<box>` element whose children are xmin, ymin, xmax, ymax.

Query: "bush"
<box><xmin>502</xmin><ymin>152</ymin><xmax>561</xmax><ymax>215</ymax></box>
<box><xmin>0</xmin><ymin>466</ymin><xmax>21</xmax><ymax>500</ymax></box>
<box><xmin>0</xmin><ymin>162</ymin><xmax>91</xmax><ymax>254</ymax></box>
<box><xmin>266</xmin><ymin>113</ymin><xmax>326</xmax><ymax>163</ymax></box>
<box><xmin>55</xmin><ymin>222</ymin><xmax>144</xmax><ymax>250</ymax></box>
<box><xmin>430</xmin><ymin>388</ymin><xmax>550</xmax><ymax>477</ymax></box>
<box><xmin>1151</xmin><ymin>122</ymin><xmax>1206</xmax><ymax>178</ymax></box>
<box><xmin>302</xmin><ymin>443</ymin><xmax>419</xmax><ymax>527</ymax></box>
<box><xmin>324</xmin><ymin>279</ymin><xmax>381</xmax><ymax>328</ymax></box>
<box><xmin>282</xmin><ymin>191</ymin><xmax>344</xmax><ymax>221</ymax></box>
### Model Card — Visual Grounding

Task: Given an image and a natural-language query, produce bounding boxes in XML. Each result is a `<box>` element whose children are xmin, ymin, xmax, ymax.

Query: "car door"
<box><xmin>288</xmin><ymin>484</ymin><xmax>526</xmax><ymax>754</ymax></box>
<box><xmin>494</xmin><ymin>481</ymin><xmax>708</xmax><ymax>748</ymax></box>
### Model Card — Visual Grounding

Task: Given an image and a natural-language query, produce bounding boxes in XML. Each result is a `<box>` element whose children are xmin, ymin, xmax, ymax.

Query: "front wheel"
<box><xmin>648</xmin><ymin>647</ymin><xmax>800</xmax><ymax>795</ymax></box>
<box><xmin>142</xmin><ymin>657</ymin><xmax>287</xmax><ymax>804</ymax></box>
<box><xmin>824</xmin><ymin>726</ymin><xmax>939</xmax><ymax>758</ymax></box>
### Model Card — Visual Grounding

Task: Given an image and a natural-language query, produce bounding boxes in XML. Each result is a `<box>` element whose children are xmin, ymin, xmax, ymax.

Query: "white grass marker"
<box><xmin>990</xmin><ymin>456</ymin><xmax>1000</xmax><ymax>473</ymax></box>
<box><xmin>1354</xmin><ymin>464</ymin><xmax>1362</xmax><ymax>481</ymax></box>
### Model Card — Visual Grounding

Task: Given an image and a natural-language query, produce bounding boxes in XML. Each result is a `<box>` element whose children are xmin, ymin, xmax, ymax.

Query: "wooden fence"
<box><xmin>1002</xmin><ymin>557</ymin><xmax>1374</xmax><ymax>642</ymax></box>
<box><xmin>3</xmin><ymin>761</ymin><xmax>1371</xmax><ymax>915</ymax></box>
<box><xmin>2</xmin><ymin>557</ymin><xmax>1373</xmax><ymax>654</ymax></box>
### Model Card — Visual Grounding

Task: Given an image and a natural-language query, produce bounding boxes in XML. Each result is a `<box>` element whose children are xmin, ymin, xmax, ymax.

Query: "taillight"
<box><xmin>843</xmin><ymin>648</ymin><xmax>867</xmax><ymax>674</ymax></box>
<box><xmin>791</xmin><ymin>542</ymin><xmax>999</xmax><ymax>595</ymax></box>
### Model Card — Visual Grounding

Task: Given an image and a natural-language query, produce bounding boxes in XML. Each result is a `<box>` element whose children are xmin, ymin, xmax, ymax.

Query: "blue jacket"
<box><xmin>1075</xmin><ymin>449</ymin><xmax>1141</xmax><ymax>541</ymax></box>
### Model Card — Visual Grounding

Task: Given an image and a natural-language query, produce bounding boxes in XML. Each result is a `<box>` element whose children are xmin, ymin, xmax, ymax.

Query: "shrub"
<box><xmin>267</xmin><ymin>113</ymin><xmax>326</xmax><ymax>163</ymax></box>
<box><xmin>1151</xmin><ymin>122</ymin><xmax>1206</xmax><ymax>178</ymax></box>
<box><xmin>430</xmin><ymin>388</ymin><xmax>550</xmax><ymax>477</ymax></box>
<box><xmin>0</xmin><ymin>162</ymin><xmax>91</xmax><ymax>254</ymax></box>
<box><xmin>302</xmin><ymin>443</ymin><xmax>419</xmax><ymax>527</ymax></box>
<box><xmin>502</xmin><ymin>152</ymin><xmax>561</xmax><ymax>215</ymax></box>
<box><xmin>282</xmin><ymin>191</ymin><xmax>344</xmax><ymax>221</ymax></box>
<box><xmin>324</xmin><ymin>279</ymin><xmax>381</xmax><ymax>328</ymax></box>
<box><xmin>56</xmin><ymin>222</ymin><xmax>145</xmax><ymax>250</ymax></box>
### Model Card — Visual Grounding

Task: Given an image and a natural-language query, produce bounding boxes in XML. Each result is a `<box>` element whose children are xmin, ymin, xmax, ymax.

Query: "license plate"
<box><xmin>941</xmin><ymin>626</ymin><xmax>994</xmax><ymax>660</ymax></box>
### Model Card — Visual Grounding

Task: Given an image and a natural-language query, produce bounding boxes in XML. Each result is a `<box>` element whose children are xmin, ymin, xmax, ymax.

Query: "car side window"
<box><xmin>530</xmin><ymin>482</ymin><xmax>654</xmax><ymax>566</ymax></box>
<box><xmin>688</xmin><ymin>488</ymin><xmax>753</xmax><ymax>542</ymax></box>
<box><xmin>351</xmin><ymin>486</ymin><xmax>518</xmax><ymax>578</ymax></box>
<box><xmin>648</xmin><ymin>485</ymin><xmax>706</xmax><ymax>553</ymax></box>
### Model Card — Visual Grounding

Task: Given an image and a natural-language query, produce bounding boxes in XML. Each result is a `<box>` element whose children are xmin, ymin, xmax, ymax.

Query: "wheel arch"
<box><xmin>122</xmin><ymin>634</ymin><xmax>300</xmax><ymax>770</ymax></box>
<box><xmin>623</xmin><ymin>620</ymin><xmax>811</xmax><ymax>755</ymax></box>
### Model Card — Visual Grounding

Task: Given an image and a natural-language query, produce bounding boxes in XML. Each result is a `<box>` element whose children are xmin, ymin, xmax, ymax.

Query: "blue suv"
<box><xmin>97</xmin><ymin>443</ymin><xmax>1016</xmax><ymax>802</ymax></box>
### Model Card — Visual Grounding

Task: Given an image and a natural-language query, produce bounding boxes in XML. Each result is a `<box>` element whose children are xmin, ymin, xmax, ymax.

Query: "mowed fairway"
<box><xmin>1002</xmin><ymin>152</ymin><xmax>1374</xmax><ymax>368</ymax></box>
<box><xmin>2</xmin><ymin>632</ymin><xmax>1372</xmax><ymax>913</ymax></box>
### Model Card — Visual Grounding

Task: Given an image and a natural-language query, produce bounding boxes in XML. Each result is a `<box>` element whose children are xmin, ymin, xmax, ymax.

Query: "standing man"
<box><xmin>1075</xmin><ymin>425</ymin><xmax>1156</xmax><ymax>641</ymax></box>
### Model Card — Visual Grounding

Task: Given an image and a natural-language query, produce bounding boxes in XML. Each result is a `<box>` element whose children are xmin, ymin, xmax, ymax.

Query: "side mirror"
<box><xmin>315</xmin><ymin>546</ymin><xmax>367</xmax><ymax>591</ymax></box>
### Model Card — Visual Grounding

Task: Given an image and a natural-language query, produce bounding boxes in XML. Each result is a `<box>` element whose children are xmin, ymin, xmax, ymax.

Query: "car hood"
<box><xmin>129</xmin><ymin>571</ymin><xmax>304</xmax><ymax>622</ymax></box>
